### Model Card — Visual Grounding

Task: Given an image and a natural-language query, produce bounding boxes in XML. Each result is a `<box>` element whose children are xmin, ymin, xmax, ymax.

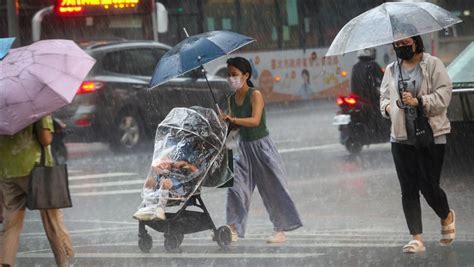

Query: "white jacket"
<box><xmin>380</xmin><ymin>53</ymin><xmax>452</xmax><ymax>141</ymax></box>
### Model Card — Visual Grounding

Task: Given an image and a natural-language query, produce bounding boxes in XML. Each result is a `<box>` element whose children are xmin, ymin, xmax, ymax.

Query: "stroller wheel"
<box><xmin>164</xmin><ymin>233</ymin><xmax>183</xmax><ymax>252</ymax></box>
<box><xmin>216</xmin><ymin>225</ymin><xmax>232</xmax><ymax>248</ymax></box>
<box><xmin>138</xmin><ymin>233</ymin><xmax>153</xmax><ymax>253</ymax></box>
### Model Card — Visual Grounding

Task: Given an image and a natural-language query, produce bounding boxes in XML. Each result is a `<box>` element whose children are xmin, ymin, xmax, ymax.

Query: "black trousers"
<box><xmin>391</xmin><ymin>142</ymin><xmax>450</xmax><ymax>235</ymax></box>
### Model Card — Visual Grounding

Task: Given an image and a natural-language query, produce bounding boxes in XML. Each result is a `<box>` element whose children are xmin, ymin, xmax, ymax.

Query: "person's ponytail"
<box><xmin>247</xmin><ymin>80</ymin><xmax>254</xmax><ymax>88</ymax></box>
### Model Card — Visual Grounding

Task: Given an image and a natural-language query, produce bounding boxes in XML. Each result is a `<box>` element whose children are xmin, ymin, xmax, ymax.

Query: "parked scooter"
<box><xmin>52</xmin><ymin>118</ymin><xmax>68</xmax><ymax>164</ymax></box>
<box><xmin>333</xmin><ymin>93</ymin><xmax>390</xmax><ymax>154</ymax></box>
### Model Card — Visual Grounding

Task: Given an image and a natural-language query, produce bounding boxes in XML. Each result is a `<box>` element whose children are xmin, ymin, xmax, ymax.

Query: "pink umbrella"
<box><xmin>0</xmin><ymin>39</ymin><xmax>95</xmax><ymax>135</ymax></box>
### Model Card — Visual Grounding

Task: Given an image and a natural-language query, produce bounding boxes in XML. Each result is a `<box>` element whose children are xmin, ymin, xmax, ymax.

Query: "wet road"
<box><xmin>17</xmin><ymin>100</ymin><xmax>474</xmax><ymax>266</ymax></box>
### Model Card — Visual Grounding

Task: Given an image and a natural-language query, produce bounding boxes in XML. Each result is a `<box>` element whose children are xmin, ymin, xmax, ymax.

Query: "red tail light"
<box><xmin>336</xmin><ymin>96</ymin><xmax>357</xmax><ymax>106</ymax></box>
<box><xmin>76</xmin><ymin>81</ymin><xmax>105</xmax><ymax>95</ymax></box>
<box><xmin>336</xmin><ymin>95</ymin><xmax>358</xmax><ymax>106</ymax></box>
<box><xmin>75</xmin><ymin>118</ymin><xmax>91</xmax><ymax>127</ymax></box>
<box><xmin>336</xmin><ymin>96</ymin><xmax>344</xmax><ymax>105</ymax></box>
<box><xmin>344</xmin><ymin>97</ymin><xmax>357</xmax><ymax>105</ymax></box>
<box><xmin>75</xmin><ymin>113</ymin><xmax>92</xmax><ymax>127</ymax></box>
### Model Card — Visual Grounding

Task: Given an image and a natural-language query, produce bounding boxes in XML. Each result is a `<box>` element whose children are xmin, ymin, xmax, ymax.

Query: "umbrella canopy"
<box><xmin>326</xmin><ymin>2</ymin><xmax>462</xmax><ymax>56</ymax></box>
<box><xmin>0</xmin><ymin>37</ymin><xmax>15</xmax><ymax>59</ymax></box>
<box><xmin>150</xmin><ymin>30</ymin><xmax>254</xmax><ymax>88</ymax></box>
<box><xmin>0</xmin><ymin>39</ymin><xmax>96</xmax><ymax>135</ymax></box>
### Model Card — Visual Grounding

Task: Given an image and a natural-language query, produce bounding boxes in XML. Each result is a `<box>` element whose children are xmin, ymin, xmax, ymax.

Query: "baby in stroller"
<box><xmin>133</xmin><ymin>134</ymin><xmax>204</xmax><ymax>221</ymax></box>
<box><xmin>132</xmin><ymin>160</ymin><xmax>196</xmax><ymax>221</ymax></box>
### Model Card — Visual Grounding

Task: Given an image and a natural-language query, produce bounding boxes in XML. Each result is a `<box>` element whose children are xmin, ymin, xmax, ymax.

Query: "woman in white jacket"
<box><xmin>380</xmin><ymin>33</ymin><xmax>455</xmax><ymax>254</ymax></box>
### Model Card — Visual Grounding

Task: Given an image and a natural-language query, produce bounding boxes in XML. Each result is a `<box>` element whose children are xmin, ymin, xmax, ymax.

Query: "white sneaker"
<box><xmin>153</xmin><ymin>207</ymin><xmax>166</xmax><ymax>220</ymax></box>
<box><xmin>133</xmin><ymin>206</ymin><xmax>156</xmax><ymax>221</ymax></box>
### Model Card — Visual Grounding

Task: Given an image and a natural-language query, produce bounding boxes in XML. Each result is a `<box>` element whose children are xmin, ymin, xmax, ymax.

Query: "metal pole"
<box><xmin>274</xmin><ymin>0</ymin><xmax>283</xmax><ymax>49</ymax></box>
<box><xmin>7</xmin><ymin>0</ymin><xmax>20</xmax><ymax>46</ymax></box>
<box><xmin>234</xmin><ymin>0</ymin><xmax>241</xmax><ymax>33</ymax></box>
<box><xmin>431</xmin><ymin>0</ymin><xmax>440</xmax><ymax>57</ymax></box>
<box><xmin>151</xmin><ymin>1</ymin><xmax>158</xmax><ymax>41</ymax></box>
<box><xmin>297</xmin><ymin>0</ymin><xmax>306</xmax><ymax>52</ymax></box>
<box><xmin>196</xmin><ymin>0</ymin><xmax>204</xmax><ymax>34</ymax></box>
<box><xmin>32</xmin><ymin>6</ymin><xmax>53</xmax><ymax>42</ymax></box>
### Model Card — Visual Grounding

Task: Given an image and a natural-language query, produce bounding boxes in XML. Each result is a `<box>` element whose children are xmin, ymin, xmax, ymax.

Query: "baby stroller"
<box><xmin>137</xmin><ymin>106</ymin><xmax>234</xmax><ymax>252</ymax></box>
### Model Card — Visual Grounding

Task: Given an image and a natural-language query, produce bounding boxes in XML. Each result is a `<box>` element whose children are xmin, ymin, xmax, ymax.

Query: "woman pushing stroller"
<box><xmin>220</xmin><ymin>57</ymin><xmax>302</xmax><ymax>243</ymax></box>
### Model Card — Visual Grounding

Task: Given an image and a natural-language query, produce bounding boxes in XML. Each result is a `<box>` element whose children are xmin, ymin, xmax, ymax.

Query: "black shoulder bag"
<box><xmin>27</xmin><ymin>128</ymin><xmax>72</xmax><ymax>210</ymax></box>
<box><xmin>414</xmin><ymin>97</ymin><xmax>434</xmax><ymax>148</ymax></box>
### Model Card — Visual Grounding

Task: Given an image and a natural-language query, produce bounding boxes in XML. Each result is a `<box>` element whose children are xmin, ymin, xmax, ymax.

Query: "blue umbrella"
<box><xmin>150</xmin><ymin>31</ymin><xmax>254</xmax><ymax>109</ymax></box>
<box><xmin>151</xmin><ymin>31</ymin><xmax>254</xmax><ymax>87</ymax></box>
<box><xmin>0</xmin><ymin>37</ymin><xmax>15</xmax><ymax>60</ymax></box>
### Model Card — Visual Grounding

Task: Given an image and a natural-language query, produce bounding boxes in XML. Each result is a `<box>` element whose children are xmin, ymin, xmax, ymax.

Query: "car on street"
<box><xmin>446</xmin><ymin>42</ymin><xmax>474</xmax><ymax>167</ymax></box>
<box><xmin>55</xmin><ymin>40</ymin><xmax>232</xmax><ymax>152</ymax></box>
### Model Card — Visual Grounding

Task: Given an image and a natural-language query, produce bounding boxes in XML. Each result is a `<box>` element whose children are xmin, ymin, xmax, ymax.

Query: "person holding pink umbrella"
<box><xmin>0</xmin><ymin>115</ymin><xmax>74</xmax><ymax>267</ymax></box>
<box><xmin>0</xmin><ymin>37</ymin><xmax>15</xmax><ymax>226</ymax></box>
<box><xmin>0</xmin><ymin>39</ymin><xmax>95</xmax><ymax>266</ymax></box>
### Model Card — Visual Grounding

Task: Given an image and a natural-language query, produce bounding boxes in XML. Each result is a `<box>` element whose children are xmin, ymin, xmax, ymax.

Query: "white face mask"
<box><xmin>227</xmin><ymin>76</ymin><xmax>244</xmax><ymax>91</ymax></box>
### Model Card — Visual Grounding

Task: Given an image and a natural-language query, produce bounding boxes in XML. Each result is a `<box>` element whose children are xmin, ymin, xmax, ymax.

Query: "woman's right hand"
<box><xmin>219</xmin><ymin>111</ymin><xmax>234</xmax><ymax>123</ymax></box>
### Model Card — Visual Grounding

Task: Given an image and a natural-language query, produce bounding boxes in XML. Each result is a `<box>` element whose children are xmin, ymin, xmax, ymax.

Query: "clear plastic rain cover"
<box><xmin>149</xmin><ymin>106</ymin><xmax>233</xmax><ymax>199</ymax></box>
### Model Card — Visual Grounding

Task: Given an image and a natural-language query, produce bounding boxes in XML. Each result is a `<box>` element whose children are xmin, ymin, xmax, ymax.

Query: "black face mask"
<box><xmin>394</xmin><ymin>45</ymin><xmax>415</xmax><ymax>60</ymax></box>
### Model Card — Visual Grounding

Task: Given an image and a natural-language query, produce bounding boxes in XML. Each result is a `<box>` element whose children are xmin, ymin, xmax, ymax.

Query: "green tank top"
<box><xmin>230</xmin><ymin>88</ymin><xmax>269</xmax><ymax>142</ymax></box>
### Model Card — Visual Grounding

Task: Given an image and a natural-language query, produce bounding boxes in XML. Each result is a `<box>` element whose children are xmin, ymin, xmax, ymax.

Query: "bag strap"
<box><xmin>33</xmin><ymin>122</ymin><xmax>47</xmax><ymax>167</ymax></box>
<box><xmin>416</xmin><ymin>96</ymin><xmax>425</xmax><ymax>117</ymax></box>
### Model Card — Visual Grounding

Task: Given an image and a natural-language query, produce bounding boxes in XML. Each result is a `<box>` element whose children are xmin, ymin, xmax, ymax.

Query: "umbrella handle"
<box><xmin>397</xmin><ymin>80</ymin><xmax>408</xmax><ymax>109</ymax></box>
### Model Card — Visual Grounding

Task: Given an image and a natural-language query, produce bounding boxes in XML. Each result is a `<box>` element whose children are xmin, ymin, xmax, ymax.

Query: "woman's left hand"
<box><xmin>402</xmin><ymin>92</ymin><xmax>419</xmax><ymax>107</ymax></box>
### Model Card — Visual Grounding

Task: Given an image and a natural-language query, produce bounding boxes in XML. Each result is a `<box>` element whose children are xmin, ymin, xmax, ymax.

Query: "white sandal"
<box><xmin>266</xmin><ymin>231</ymin><xmax>286</xmax><ymax>243</ymax></box>
<box><xmin>402</xmin><ymin>240</ymin><xmax>426</xmax><ymax>253</ymax></box>
<box><xmin>440</xmin><ymin>209</ymin><xmax>456</xmax><ymax>246</ymax></box>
